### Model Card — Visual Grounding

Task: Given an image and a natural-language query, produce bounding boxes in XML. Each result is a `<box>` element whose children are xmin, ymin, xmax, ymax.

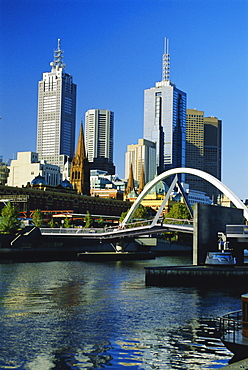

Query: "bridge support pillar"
<box><xmin>193</xmin><ymin>204</ymin><xmax>243</xmax><ymax>265</ymax></box>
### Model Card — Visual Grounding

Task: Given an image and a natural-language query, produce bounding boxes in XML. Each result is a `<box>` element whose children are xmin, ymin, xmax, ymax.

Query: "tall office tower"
<box><xmin>186</xmin><ymin>108</ymin><xmax>222</xmax><ymax>201</ymax></box>
<box><xmin>36</xmin><ymin>39</ymin><xmax>76</xmax><ymax>173</ymax></box>
<box><xmin>125</xmin><ymin>139</ymin><xmax>156</xmax><ymax>184</ymax></box>
<box><xmin>186</xmin><ymin>109</ymin><xmax>205</xmax><ymax>193</ymax></box>
<box><xmin>203</xmin><ymin>115</ymin><xmax>222</xmax><ymax>201</ymax></box>
<box><xmin>144</xmin><ymin>38</ymin><xmax>187</xmax><ymax>180</ymax></box>
<box><xmin>85</xmin><ymin>109</ymin><xmax>115</xmax><ymax>175</ymax></box>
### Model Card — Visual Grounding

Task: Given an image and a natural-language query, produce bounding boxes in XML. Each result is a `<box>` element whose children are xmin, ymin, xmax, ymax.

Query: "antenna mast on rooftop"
<box><xmin>50</xmin><ymin>39</ymin><xmax>66</xmax><ymax>70</ymax></box>
<box><xmin>162</xmin><ymin>37</ymin><xmax>170</xmax><ymax>81</ymax></box>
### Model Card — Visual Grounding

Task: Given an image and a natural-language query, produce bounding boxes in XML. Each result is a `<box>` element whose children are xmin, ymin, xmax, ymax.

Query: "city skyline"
<box><xmin>0</xmin><ymin>0</ymin><xmax>247</xmax><ymax>200</ymax></box>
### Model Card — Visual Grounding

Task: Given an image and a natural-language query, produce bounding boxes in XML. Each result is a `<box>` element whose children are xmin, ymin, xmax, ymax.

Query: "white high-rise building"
<box><xmin>125</xmin><ymin>139</ymin><xmax>156</xmax><ymax>183</ymax></box>
<box><xmin>85</xmin><ymin>109</ymin><xmax>115</xmax><ymax>175</ymax></box>
<box><xmin>144</xmin><ymin>38</ymin><xmax>186</xmax><ymax>179</ymax></box>
<box><xmin>36</xmin><ymin>39</ymin><xmax>76</xmax><ymax>173</ymax></box>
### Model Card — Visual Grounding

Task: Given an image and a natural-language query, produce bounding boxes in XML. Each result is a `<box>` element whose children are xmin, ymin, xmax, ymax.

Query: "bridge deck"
<box><xmin>40</xmin><ymin>223</ymin><xmax>194</xmax><ymax>240</ymax></box>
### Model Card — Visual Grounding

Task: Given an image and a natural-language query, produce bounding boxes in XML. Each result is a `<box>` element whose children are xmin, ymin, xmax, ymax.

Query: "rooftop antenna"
<box><xmin>50</xmin><ymin>38</ymin><xmax>66</xmax><ymax>70</ymax></box>
<box><xmin>162</xmin><ymin>37</ymin><xmax>170</xmax><ymax>81</ymax></box>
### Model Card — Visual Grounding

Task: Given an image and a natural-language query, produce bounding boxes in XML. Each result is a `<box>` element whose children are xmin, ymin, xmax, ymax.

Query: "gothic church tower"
<box><xmin>70</xmin><ymin>124</ymin><xmax>90</xmax><ymax>195</ymax></box>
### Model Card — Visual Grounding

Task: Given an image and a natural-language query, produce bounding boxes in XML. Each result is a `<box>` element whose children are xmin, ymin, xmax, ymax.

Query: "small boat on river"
<box><xmin>205</xmin><ymin>251</ymin><xmax>236</xmax><ymax>266</ymax></box>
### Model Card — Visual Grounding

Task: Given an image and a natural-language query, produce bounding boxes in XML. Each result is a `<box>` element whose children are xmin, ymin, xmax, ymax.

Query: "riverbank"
<box><xmin>0</xmin><ymin>228</ymin><xmax>192</xmax><ymax>261</ymax></box>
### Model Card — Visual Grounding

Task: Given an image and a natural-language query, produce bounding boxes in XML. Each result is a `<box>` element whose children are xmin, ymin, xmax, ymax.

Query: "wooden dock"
<box><xmin>145</xmin><ymin>265</ymin><xmax>248</xmax><ymax>287</ymax></box>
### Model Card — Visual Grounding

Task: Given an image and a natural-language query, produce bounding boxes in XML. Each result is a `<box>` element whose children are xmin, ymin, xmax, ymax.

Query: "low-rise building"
<box><xmin>7</xmin><ymin>151</ymin><xmax>62</xmax><ymax>187</ymax></box>
<box><xmin>90</xmin><ymin>170</ymin><xmax>126</xmax><ymax>199</ymax></box>
<box><xmin>0</xmin><ymin>183</ymin><xmax>130</xmax><ymax>219</ymax></box>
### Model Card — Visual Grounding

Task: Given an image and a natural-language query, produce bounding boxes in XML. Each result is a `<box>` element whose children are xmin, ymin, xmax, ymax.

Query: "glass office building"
<box><xmin>144</xmin><ymin>38</ymin><xmax>186</xmax><ymax>180</ymax></box>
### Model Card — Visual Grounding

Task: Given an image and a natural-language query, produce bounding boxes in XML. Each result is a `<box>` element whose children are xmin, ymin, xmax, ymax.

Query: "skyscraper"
<box><xmin>203</xmin><ymin>115</ymin><xmax>222</xmax><ymax>200</ymax></box>
<box><xmin>185</xmin><ymin>109</ymin><xmax>205</xmax><ymax>193</ymax></box>
<box><xmin>85</xmin><ymin>109</ymin><xmax>115</xmax><ymax>175</ymax></box>
<box><xmin>125</xmin><ymin>139</ymin><xmax>156</xmax><ymax>184</ymax></box>
<box><xmin>186</xmin><ymin>108</ymin><xmax>222</xmax><ymax>201</ymax></box>
<box><xmin>143</xmin><ymin>38</ymin><xmax>186</xmax><ymax>179</ymax></box>
<box><xmin>36</xmin><ymin>39</ymin><xmax>76</xmax><ymax>172</ymax></box>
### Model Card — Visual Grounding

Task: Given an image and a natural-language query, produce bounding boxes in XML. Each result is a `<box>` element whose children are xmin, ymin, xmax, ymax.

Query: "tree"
<box><xmin>166</xmin><ymin>203</ymin><xmax>191</xmax><ymax>223</ymax></box>
<box><xmin>0</xmin><ymin>202</ymin><xmax>21</xmax><ymax>234</ymax></box>
<box><xmin>63</xmin><ymin>216</ymin><xmax>71</xmax><ymax>228</ymax></box>
<box><xmin>119</xmin><ymin>210</ymin><xmax>128</xmax><ymax>224</ymax></box>
<box><xmin>84</xmin><ymin>211</ymin><xmax>93</xmax><ymax>228</ymax></box>
<box><xmin>48</xmin><ymin>218</ymin><xmax>55</xmax><ymax>228</ymax></box>
<box><xmin>133</xmin><ymin>204</ymin><xmax>149</xmax><ymax>220</ymax></box>
<box><xmin>32</xmin><ymin>209</ymin><xmax>43</xmax><ymax>227</ymax></box>
<box><xmin>119</xmin><ymin>204</ymin><xmax>149</xmax><ymax>224</ymax></box>
<box><xmin>97</xmin><ymin>217</ymin><xmax>104</xmax><ymax>227</ymax></box>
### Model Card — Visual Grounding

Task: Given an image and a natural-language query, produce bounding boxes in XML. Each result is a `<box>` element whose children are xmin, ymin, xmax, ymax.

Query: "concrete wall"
<box><xmin>193</xmin><ymin>204</ymin><xmax>243</xmax><ymax>265</ymax></box>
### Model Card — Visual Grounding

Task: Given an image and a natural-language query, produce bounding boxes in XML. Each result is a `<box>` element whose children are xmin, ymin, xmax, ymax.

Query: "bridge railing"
<box><xmin>226</xmin><ymin>225</ymin><xmax>248</xmax><ymax>235</ymax></box>
<box><xmin>118</xmin><ymin>217</ymin><xmax>193</xmax><ymax>229</ymax></box>
<box><xmin>40</xmin><ymin>227</ymin><xmax>106</xmax><ymax>235</ymax></box>
<box><xmin>40</xmin><ymin>218</ymin><xmax>194</xmax><ymax>235</ymax></box>
<box><xmin>162</xmin><ymin>218</ymin><xmax>193</xmax><ymax>226</ymax></box>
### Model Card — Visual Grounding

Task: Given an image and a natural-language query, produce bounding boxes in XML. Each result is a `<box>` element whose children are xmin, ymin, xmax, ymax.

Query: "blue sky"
<box><xmin>0</xmin><ymin>0</ymin><xmax>247</xmax><ymax>200</ymax></box>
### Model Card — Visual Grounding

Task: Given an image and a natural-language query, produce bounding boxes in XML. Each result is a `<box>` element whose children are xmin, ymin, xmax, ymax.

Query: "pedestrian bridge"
<box><xmin>41</xmin><ymin>167</ymin><xmax>247</xmax><ymax>249</ymax></box>
<box><xmin>40</xmin><ymin>218</ymin><xmax>193</xmax><ymax>242</ymax></box>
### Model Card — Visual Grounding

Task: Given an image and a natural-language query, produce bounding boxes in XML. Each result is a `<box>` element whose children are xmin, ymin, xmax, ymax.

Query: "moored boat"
<box><xmin>205</xmin><ymin>251</ymin><xmax>236</xmax><ymax>266</ymax></box>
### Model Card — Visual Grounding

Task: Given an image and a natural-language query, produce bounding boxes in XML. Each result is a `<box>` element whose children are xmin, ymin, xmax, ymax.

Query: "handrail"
<box><xmin>40</xmin><ymin>219</ymin><xmax>194</xmax><ymax>235</ymax></box>
<box><xmin>219</xmin><ymin>310</ymin><xmax>246</xmax><ymax>343</ymax></box>
<box><xmin>118</xmin><ymin>218</ymin><xmax>193</xmax><ymax>230</ymax></box>
<box><xmin>226</xmin><ymin>225</ymin><xmax>248</xmax><ymax>235</ymax></box>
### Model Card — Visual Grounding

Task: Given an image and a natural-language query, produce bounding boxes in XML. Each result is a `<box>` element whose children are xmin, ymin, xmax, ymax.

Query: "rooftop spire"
<box><xmin>162</xmin><ymin>37</ymin><xmax>170</xmax><ymax>81</ymax></box>
<box><xmin>50</xmin><ymin>39</ymin><xmax>66</xmax><ymax>70</ymax></box>
<box><xmin>125</xmin><ymin>164</ymin><xmax>135</xmax><ymax>195</ymax></box>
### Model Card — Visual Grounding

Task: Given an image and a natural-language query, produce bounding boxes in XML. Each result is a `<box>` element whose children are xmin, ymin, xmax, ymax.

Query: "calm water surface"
<box><xmin>0</xmin><ymin>256</ymin><xmax>244</xmax><ymax>369</ymax></box>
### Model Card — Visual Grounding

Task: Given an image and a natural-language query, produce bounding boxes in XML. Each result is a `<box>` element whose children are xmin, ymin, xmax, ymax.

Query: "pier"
<box><xmin>145</xmin><ymin>265</ymin><xmax>248</xmax><ymax>287</ymax></box>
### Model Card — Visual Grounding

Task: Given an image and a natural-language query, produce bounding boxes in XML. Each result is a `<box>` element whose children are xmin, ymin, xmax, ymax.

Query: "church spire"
<box><xmin>138</xmin><ymin>165</ymin><xmax>145</xmax><ymax>194</ymax></box>
<box><xmin>125</xmin><ymin>163</ymin><xmax>135</xmax><ymax>195</ymax></box>
<box><xmin>50</xmin><ymin>39</ymin><xmax>66</xmax><ymax>71</ymax></box>
<box><xmin>75</xmin><ymin>123</ymin><xmax>86</xmax><ymax>159</ymax></box>
<box><xmin>162</xmin><ymin>37</ymin><xmax>170</xmax><ymax>81</ymax></box>
<box><xmin>70</xmin><ymin>123</ymin><xmax>90</xmax><ymax>195</ymax></box>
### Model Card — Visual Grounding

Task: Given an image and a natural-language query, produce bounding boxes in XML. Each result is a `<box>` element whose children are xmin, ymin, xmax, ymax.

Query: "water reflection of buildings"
<box><xmin>1</xmin><ymin>262</ymin><xmax>233</xmax><ymax>369</ymax></box>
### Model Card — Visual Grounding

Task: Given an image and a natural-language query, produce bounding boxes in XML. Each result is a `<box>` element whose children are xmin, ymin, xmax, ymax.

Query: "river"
<box><xmin>0</xmin><ymin>256</ymin><xmax>245</xmax><ymax>369</ymax></box>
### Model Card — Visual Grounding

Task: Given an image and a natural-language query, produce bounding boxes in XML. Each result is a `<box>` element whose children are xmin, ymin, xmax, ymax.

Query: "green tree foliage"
<box><xmin>119</xmin><ymin>210</ymin><xmax>128</xmax><ymax>223</ymax></box>
<box><xmin>63</xmin><ymin>216</ymin><xmax>71</xmax><ymax>228</ymax></box>
<box><xmin>48</xmin><ymin>218</ymin><xmax>55</xmax><ymax>228</ymax></box>
<box><xmin>166</xmin><ymin>203</ymin><xmax>191</xmax><ymax>223</ymax></box>
<box><xmin>32</xmin><ymin>209</ymin><xmax>43</xmax><ymax>227</ymax></box>
<box><xmin>84</xmin><ymin>211</ymin><xmax>93</xmax><ymax>228</ymax></box>
<box><xmin>133</xmin><ymin>204</ymin><xmax>149</xmax><ymax>220</ymax></box>
<box><xmin>119</xmin><ymin>204</ymin><xmax>149</xmax><ymax>224</ymax></box>
<box><xmin>97</xmin><ymin>217</ymin><xmax>104</xmax><ymax>227</ymax></box>
<box><xmin>0</xmin><ymin>202</ymin><xmax>21</xmax><ymax>234</ymax></box>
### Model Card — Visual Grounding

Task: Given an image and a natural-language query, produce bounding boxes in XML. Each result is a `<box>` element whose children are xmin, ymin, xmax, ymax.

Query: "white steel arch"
<box><xmin>121</xmin><ymin>167</ymin><xmax>248</xmax><ymax>226</ymax></box>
